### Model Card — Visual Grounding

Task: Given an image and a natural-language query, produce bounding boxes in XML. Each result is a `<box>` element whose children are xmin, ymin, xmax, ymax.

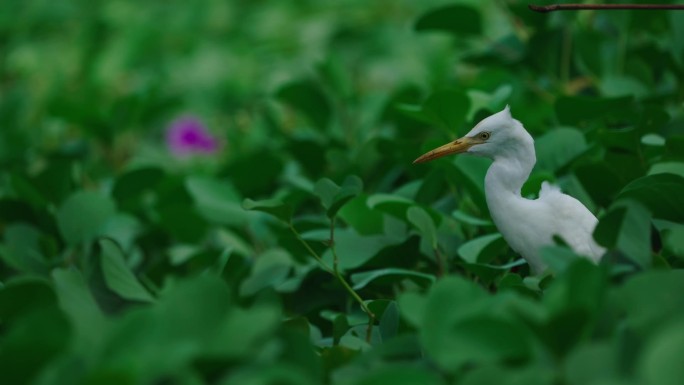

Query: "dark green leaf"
<box><xmin>243</xmin><ymin>198</ymin><xmax>293</xmax><ymax>224</ymax></box>
<box><xmin>276</xmin><ymin>79</ymin><xmax>331</xmax><ymax>129</ymax></box>
<box><xmin>407</xmin><ymin>206</ymin><xmax>437</xmax><ymax>249</ymax></box>
<box><xmin>56</xmin><ymin>191</ymin><xmax>117</xmax><ymax>245</ymax></box>
<box><xmin>415</xmin><ymin>5</ymin><xmax>482</xmax><ymax>37</ymax></box>
<box><xmin>351</xmin><ymin>268</ymin><xmax>435</xmax><ymax>290</ymax></box>
<box><xmin>99</xmin><ymin>239</ymin><xmax>154</xmax><ymax>303</ymax></box>
<box><xmin>616</xmin><ymin>173</ymin><xmax>684</xmax><ymax>222</ymax></box>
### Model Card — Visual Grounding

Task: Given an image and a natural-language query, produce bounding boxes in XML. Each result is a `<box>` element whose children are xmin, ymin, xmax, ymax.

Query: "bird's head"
<box><xmin>413</xmin><ymin>105</ymin><xmax>532</xmax><ymax>163</ymax></box>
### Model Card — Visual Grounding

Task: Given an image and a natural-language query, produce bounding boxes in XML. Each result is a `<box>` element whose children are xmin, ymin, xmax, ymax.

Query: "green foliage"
<box><xmin>1</xmin><ymin>1</ymin><xmax>684</xmax><ymax>384</ymax></box>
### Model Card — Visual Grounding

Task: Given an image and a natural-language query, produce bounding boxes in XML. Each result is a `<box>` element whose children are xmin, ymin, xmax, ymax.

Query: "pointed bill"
<box><xmin>413</xmin><ymin>137</ymin><xmax>476</xmax><ymax>164</ymax></box>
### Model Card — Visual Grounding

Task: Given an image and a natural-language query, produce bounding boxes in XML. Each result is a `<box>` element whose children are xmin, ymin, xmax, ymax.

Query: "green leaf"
<box><xmin>276</xmin><ymin>79</ymin><xmax>331</xmax><ymax>129</ymax></box>
<box><xmin>0</xmin><ymin>223</ymin><xmax>48</xmax><ymax>274</ymax></box>
<box><xmin>239</xmin><ymin>249</ymin><xmax>293</xmax><ymax>297</ymax></box>
<box><xmin>99</xmin><ymin>239</ymin><xmax>155</xmax><ymax>303</ymax></box>
<box><xmin>314</xmin><ymin>175</ymin><xmax>363</xmax><ymax>218</ymax></box>
<box><xmin>564</xmin><ymin>343</ymin><xmax>619</xmax><ymax>385</ymax></box>
<box><xmin>534</xmin><ymin>127</ymin><xmax>588</xmax><ymax>173</ymax></box>
<box><xmin>407</xmin><ymin>206</ymin><xmax>438</xmax><ymax>249</ymax></box>
<box><xmin>333</xmin><ymin>314</ymin><xmax>350</xmax><ymax>346</ymax></box>
<box><xmin>111</xmin><ymin>166</ymin><xmax>164</xmax><ymax>208</ymax></box>
<box><xmin>616</xmin><ymin>173</ymin><xmax>684</xmax><ymax>222</ymax></box>
<box><xmin>414</xmin><ymin>5</ymin><xmax>482</xmax><ymax>37</ymax></box>
<box><xmin>337</xmin><ymin>194</ymin><xmax>385</xmax><ymax>235</ymax></box>
<box><xmin>354</xmin><ymin>365</ymin><xmax>446</xmax><ymax>385</ymax></box>
<box><xmin>379</xmin><ymin>301</ymin><xmax>400</xmax><ymax>342</ymax></box>
<box><xmin>351</xmin><ymin>268</ymin><xmax>435</xmax><ymax>290</ymax></box>
<box><xmin>367</xmin><ymin>194</ymin><xmax>414</xmax><ymax>219</ymax></box>
<box><xmin>186</xmin><ymin>175</ymin><xmax>248</xmax><ymax>226</ymax></box>
<box><xmin>457</xmin><ymin>233</ymin><xmax>505</xmax><ymax>264</ymax></box>
<box><xmin>322</xmin><ymin>228</ymin><xmax>402</xmax><ymax>270</ymax></box>
<box><xmin>648</xmin><ymin>162</ymin><xmax>684</xmax><ymax>178</ymax></box>
<box><xmin>56</xmin><ymin>190</ymin><xmax>117</xmax><ymax>245</ymax></box>
<box><xmin>640</xmin><ymin>323</ymin><xmax>684</xmax><ymax>385</ymax></box>
<box><xmin>555</xmin><ymin>95</ymin><xmax>633</xmax><ymax>126</ymax></box>
<box><xmin>397</xmin><ymin>89</ymin><xmax>470</xmax><ymax>134</ymax></box>
<box><xmin>52</xmin><ymin>268</ymin><xmax>108</xmax><ymax>352</ymax></box>
<box><xmin>594</xmin><ymin>200</ymin><xmax>652</xmax><ymax>268</ymax></box>
<box><xmin>452</xmin><ymin>210</ymin><xmax>494</xmax><ymax>227</ymax></box>
<box><xmin>540</xmin><ymin>246</ymin><xmax>582</xmax><ymax>274</ymax></box>
<box><xmin>397</xmin><ymin>292</ymin><xmax>427</xmax><ymax>328</ymax></box>
<box><xmin>421</xmin><ymin>277</ymin><xmax>532</xmax><ymax>371</ymax></box>
<box><xmin>243</xmin><ymin>198</ymin><xmax>293</xmax><ymax>224</ymax></box>
<box><xmin>615</xmin><ymin>270</ymin><xmax>684</xmax><ymax>334</ymax></box>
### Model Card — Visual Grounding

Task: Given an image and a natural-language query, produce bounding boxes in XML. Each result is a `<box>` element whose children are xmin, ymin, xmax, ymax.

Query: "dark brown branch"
<box><xmin>529</xmin><ymin>4</ymin><xmax>684</xmax><ymax>13</ymax></box>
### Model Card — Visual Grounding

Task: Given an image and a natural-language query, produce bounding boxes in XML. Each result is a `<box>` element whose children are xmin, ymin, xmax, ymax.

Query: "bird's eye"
<box><xmin>478</xmin><ymin>131</ymin><xmax>491</xmax><ymax>140</ymax></box>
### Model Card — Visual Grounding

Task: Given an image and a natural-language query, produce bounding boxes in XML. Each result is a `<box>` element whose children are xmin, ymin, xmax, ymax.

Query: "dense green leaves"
<box><xmin>1</xmin><ymin>1</ymin><xmax>684</xmax><ymax>384</ymax></box>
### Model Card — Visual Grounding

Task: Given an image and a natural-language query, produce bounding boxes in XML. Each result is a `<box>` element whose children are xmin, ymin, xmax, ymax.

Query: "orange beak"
<box><xmin>413</xmin><ymin>137</ymin><xmax>477</xmax><ymax>164</ymax></box>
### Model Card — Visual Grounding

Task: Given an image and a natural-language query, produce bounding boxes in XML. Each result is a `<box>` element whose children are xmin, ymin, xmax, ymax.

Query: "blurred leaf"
<box><xmin>112</xmin><ymin>167</ymin><xmax>164</xmax><ymax>209</ymax></box>
<box><xmin>52</xmin><ymin>268</ymin><xmax>108</xmax><ymax>352</ymax></box>
<box><xmin>555</xmin><ymin>96</ymin><xmax>633</xmax><ymax>126</ymax></box>
<box><xmin>353</xmin><ymin>365</ymin><xmax>445</xmax><ymax>385</ymax></box>
<box><xmin>563</xmin><ymin>343</ymin><xmax>618</xmax><ymax>385</ymax></box>
<box><xmin>397</xmin><ymin>292</ymin><xmax>427</xmax><ymax>328</ymax></box>
<box><xmin>407</xmin><ymin>206</ymin><xmax>437</xmax><ymax>249</ymax></box>
<box><xmin>452</xmin><ymin>210</ymin><xmax>493</xmax><ymax>227</ymax></box>
<box><xmin>615</xmin><ymin>270</ymin><xmax>684</xmax><ymax>334</ymax></box>
<box><xmin>540</xmin><ymin>246</ymin><xmax>582</xmax><ymax>274</ymax></box>
<box><xmin>314</xmin><ymin>176</ymin><xmax>363</xmax><ymax>218</ymax></box>
<box><xmin>421</xmin><ymin>277</ymin><xmax>532</xmax><ymax>371</ymax></box>
<box><xmin>323</xmin><ymin>228</ymin><xmax>402</xmax><ymax>270</ymax></box>
<box><xmin>595</xmin><ymin>200</ymin><xmax>652</xmax><ymax>268</ymax></box>
<box><xmin>414</xmin><ymin>5</ymin><xmax>482</xmax><ymax>37</ymax></box>
<box><xmin>186</xmin><ymin>175</ymin><xmax>248</xmax><ymax>226</ymax></box>
<box><xmin>534</xmin><ymin>128</ymin><xmax>588</xmax><ymax>173</ymax></box>
<box><xmin>56</xmin><ymin>191</ymin><xmax>117</xmax><ymax>245</ymax></box>
<box><xmin>616</xmin><ymin>173</ymin><xmax>684</xmax><ymax>222</ymax></box>
<box><xmin>0</xmin><ymin>223</ymin><xmax>48</xmax><ymax>274</ymax></box>
<box><xmin>276</xmin><ymin>79</ymin><xmax>331</xmax><ymax>129</ymax></box>
<box><xmin>367</xmin><ymin>194</ymin><xmax>414</xmax><ymax>219</ymax></box>
<box><xmin>99</xmin><ymin>239</ymin><xmax>154</xmax><ymax>303</ymax></box>
<box><xmin>351</xmin><ymin>268</ymin><xmax>435</xmax><ymax>290</ymax></box>
<box><xmin>397</xmin><ymin>89</ymin><xmax>469</xmax><ymax>134</ymax></box>
<box><xmin>449</xmin><ymin>155</ymin><xmax>491</xmax><ymax>214</ymax></box>
<box><xmin>333</xmin><ymin>314</ymin><xmax>350</xmax><ymax>346</ymax></box>
<box><xmin>239</xmin><ymin>249</ymin><xmax>292</xmax><ymax>297</ymax></box>
<box><xmin>379</xmin><ymin>301</ymin><xmax>400</xmax><ymax>342</ymax></box>
<box><xmin>460</xmin><ymin>364</ymin><xmax>554</xmax><ymax>385</ymax></box>
<box><xmin>457</xmin><ymin>233</ymin><xmax>505</xmax><ymax>264</ymax></box>
<box><xmin>337</xmin><ymin>194</ymin><xmax>385</xmax><ymax>235</ymax></box>
<box><xmin>640</xmin><ymin>322</ymin><xmax>684</xmax><ymax>385</ymax></box>
<box><xmin>648</xmin><ymin>162</ymin><xmax>684</xmax><ymax>178</ymax></box>
<box><xmin>243</xmin><ymin>198</ymin><xmax>293</xmax><ymax>224</ymax></box>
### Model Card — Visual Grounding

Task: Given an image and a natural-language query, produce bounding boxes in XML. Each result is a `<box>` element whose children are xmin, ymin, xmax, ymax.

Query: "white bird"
<box><xmin>414</xmin><ymin>106</ymin><xmax>604</xmax><ymax>273</ymax></box>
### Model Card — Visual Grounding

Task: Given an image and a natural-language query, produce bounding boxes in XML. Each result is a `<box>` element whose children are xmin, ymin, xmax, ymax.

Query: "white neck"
<box><xmin>484</xmin><ymin>128</ymin><xmax>536</xmax><ymax>202</ymax></box>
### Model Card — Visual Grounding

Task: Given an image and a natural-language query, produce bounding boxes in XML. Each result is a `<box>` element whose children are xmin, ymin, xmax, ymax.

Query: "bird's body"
<box><xmin>414</xmin><ymin>106</ymin><xmax>604</xmax><ymax>273</ymax></box>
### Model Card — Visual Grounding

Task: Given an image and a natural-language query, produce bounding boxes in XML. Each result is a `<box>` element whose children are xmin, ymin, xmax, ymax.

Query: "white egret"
<box><xmin>414</xmin><ymin>106</ymin><xmax>604</xmax><ymax>273</ymax></box>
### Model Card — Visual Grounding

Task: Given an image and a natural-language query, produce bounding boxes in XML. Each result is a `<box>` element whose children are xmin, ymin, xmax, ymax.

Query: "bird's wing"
<box><xmin>538</xmin><ymin>182</ymin><xmax>605</xmax><ymax>261</ymax></box>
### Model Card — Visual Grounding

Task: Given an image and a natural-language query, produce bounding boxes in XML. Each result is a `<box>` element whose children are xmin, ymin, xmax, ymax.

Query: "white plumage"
<box><xmin>414</xmin><ymin>106</ymin><xmax>604</xmax><ymax>273</ymax></box>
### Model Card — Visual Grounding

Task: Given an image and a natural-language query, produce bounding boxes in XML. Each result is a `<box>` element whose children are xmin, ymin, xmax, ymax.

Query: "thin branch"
<box><xmin>529</xmin><ymin>4</ymin><xmax>684</xmax><ymax>13</ymax></box>
<box><xmin>289</xmin><ymin>224</ymin><xmax>334</xmax><ymax>274</ymax></box>
<box><xmin>291</xmin><ymin>221</ymin><xmax>376</xmax><ymax>342</ymax></box>
<box><xmin>328</xmin><ymin>216</ymin><xmax>376</xmax><ymax>342</ymax></box>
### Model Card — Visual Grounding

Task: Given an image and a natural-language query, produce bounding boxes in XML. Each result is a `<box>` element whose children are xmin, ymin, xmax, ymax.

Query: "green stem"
<box><xmin>290</xmin><ymin>220</ymin><xmax>376</xmax><ymax>342</ymax></box>
<box><xmin>289</xmin><ymin>224</ymin><xmax>334</xmax><ymax>274</ymax></box>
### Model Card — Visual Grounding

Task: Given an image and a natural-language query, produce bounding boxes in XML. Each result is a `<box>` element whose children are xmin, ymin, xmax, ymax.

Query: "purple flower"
<box><xmin>166</xmin><ymin>116</ymin><xmax>220</xmax><ymax>156</ymax></box>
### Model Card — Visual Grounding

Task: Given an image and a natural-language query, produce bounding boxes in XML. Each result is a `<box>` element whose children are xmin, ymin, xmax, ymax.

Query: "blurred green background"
<box><xmin>2</xmin><ymin>1</ymin><xmax>684</xmax><ymax>384</ymax></box>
